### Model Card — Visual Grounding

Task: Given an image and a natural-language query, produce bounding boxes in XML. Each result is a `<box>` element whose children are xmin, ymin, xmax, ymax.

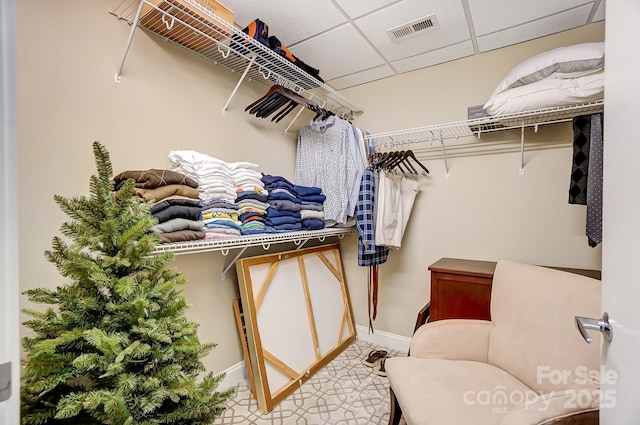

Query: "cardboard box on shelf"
<box><xmin>139</xmin><ymin>0</ymin><xmax>234</xmax><ymax>52</ymax></box>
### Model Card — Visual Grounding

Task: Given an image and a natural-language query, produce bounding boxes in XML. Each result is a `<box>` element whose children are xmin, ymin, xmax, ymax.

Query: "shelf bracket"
<box><xmin>284</xmin><ymin>105</ymin><xmax>305</xmax><ymax>134</ymax></box>
<box><xmin>519</xmin><ymin>119</ymin><xmax>526</xmax><ymax>174</ymax></box>
<box><xmin>115</xmin><ymin>0</ymin><xmax>145</xmax><ymax>83</ymax></box>
<box><xmin>294</xmin><ymin>238</ymin><xmax>310</xmax><ymax>250</ymax></box>
<box><xmin>285</xmin><ymin>93</ymin><xmax>321</xmax><ymax>134</ymax></box>
<box><xmin>222</xmin><ymin>55</ymin><xmax>256</xmax><ymax>116</ymax></box>
<box><xmin>439</xmin><ymin>130</ymin><xmax>450</xmax><ymax>178</ymax></box>
<box><xmin>221</xmin><ymin>247</ymin><xmax>248</xmax><ymax>280</ymax></box>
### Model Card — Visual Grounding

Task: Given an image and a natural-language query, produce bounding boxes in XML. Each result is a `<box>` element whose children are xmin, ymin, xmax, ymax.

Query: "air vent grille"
<box><xmin>387</xmin><ymin>15</ymin><xmax>438</xmax><ymax>41</ymax></box>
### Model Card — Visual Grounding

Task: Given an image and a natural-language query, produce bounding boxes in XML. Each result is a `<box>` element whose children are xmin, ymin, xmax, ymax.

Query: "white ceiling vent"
<box><xmin>387</xmin><ymin>15</ymin><xmax>439</xmax><ymax>41</ymax></box>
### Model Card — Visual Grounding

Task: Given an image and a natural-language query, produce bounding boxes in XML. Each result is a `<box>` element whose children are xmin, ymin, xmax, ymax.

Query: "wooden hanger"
<box><xmin>246</xmin><ymin>85</ymin><xmax>327</xmax><ymax>122</ymax></box>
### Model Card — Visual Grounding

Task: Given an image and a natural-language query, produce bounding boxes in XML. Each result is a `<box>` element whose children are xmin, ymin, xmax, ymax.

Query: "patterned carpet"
<box><xmin>213</xmin><ymin>339</ymin><xmax>407</xmax><ymax>425</ymax></box>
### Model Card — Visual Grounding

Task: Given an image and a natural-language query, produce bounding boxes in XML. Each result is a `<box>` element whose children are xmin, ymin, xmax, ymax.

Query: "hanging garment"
<box><xmin>374</xmin><ymin>171</ymin><xmax>419</xmax><ymax>249</ymax></box>
<box><xmin>346</xmin><ymin>123</ymin><xmax>367</xmax><ymax>217</ymax></box>
<box><xmin>355</xmin><ymin>166</ymin><xmax>389</xmax><ymax>332</ymax></box>
<box><xmin>295</xmin><ymin>116</ymin><xmax>357</xmax><ymax>225</ymax></box>
<box><xmin>586</xmin><ymin>113</ymin><xmax>603</xmax><ymax>247</ymax></box>
<box><xmin>375</xmin><ymin>171</ymin><xmax>400</xmax><ymax>248</ymax></box>
<box><xmin>356</xmin><ymin>167</ymin><xmax>389</xmax><ymax>267</ymax></box>
<box><xmin>569</xmin><ymin>115</ymin><xmax>592</xmax><ymax>204</ymax></box>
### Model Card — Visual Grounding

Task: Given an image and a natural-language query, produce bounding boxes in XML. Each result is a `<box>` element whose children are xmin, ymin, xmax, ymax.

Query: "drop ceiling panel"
<box><xmin>221</xmin><ymin>0</ymin><xmax>346</xmax><ymax>45</ymax></box>
<box><xmin>468</xmin><ymin>0</ymin><xmax>592</xmax><ymax>36</ymax></box>
<box><xmin>215</xmin><ymin>0</ymin><xmax>604</xmax><ymax>88</ymax></box>
<box><xmin>290</xmin><ymin>25</ymin><xmax>385</xmax><ymax>81</ymax></box>
<box><xmin>592</xmin><ymin>1</ymin><xmax>606</xmax><ymax>22</ymax></box>
<box><xmin>354</xmin><ymin>0</ymin><xmax>471</xmax><ymax>62</ymax></box>
<box><xmin>332</xmin><ymin>0</ymin><xmax>397</xmax><ymax>19</ymax></box>
<box><xmin>391</xmin><ymin>41</ymin><xmax>475</xmax><ymax>74</ymax></box>
<box><xmin>328</xmin><ymin>65</ymin><xmax>396</xmax><ymax>90</ymax></box>
<box><xmin>477</xmin><ymin>5</ymin><xmax>593</xmax><ymax>52</ymax></box>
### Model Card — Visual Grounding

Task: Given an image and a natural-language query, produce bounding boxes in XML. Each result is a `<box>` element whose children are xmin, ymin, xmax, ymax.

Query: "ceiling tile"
<box><xmin>332</xmin><ymin>0</ymin><xmax>397</xmax><ymax>19</ymax></box>
<box><xmin>592</xmin><ymin>0</ymin><xmax>605</xmax><ymax>22</ymax></box>
<box><xmin>354</xmin><ymin>0</ymin><xmax>470</xmax><ymax>62</ymax></box>
<box><xmin>222</xmin><ymin>0</ymin><xmax>346</xmax><ymax>45</ymax></box>
<box><xmin>328</xmin><ymin>65</ymin><xmax>396</xmax><ymax>89</ymax></box>
<box><xmin>477</xmin><ymin>5</ymin><xmax>593</xmax><ymax>52</ymax></box>
<box><xmin>391</xmin><ymin>41</ymin><xmax>475</xmax><ymax>74</ymax></box>
<box><xmin>468</xmin><ymin>0</ymin><xmax>592</xmax><ymax>36</ymax></box>
<box><xmin>290</xmin><ymin>25</ymin><xmax>385</xmax><ymax>81</ymax></box>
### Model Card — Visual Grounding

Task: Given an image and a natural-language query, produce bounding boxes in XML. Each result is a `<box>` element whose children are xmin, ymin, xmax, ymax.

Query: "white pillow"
<box><xmin>483</xmin><ymin>71</ymin><xmax>604</xmax><ymax>116</ymax></box>
<box><xmin>489</xmin><ymin>42</ymin><xmax>605</xmax><ymax>99</ymax></box>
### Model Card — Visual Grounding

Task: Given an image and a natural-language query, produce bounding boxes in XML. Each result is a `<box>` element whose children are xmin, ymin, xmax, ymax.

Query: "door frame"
<box><xmin>0</xmin><ymin>0</ymin><xmax>20</xmax><ymax>422</ymax></box>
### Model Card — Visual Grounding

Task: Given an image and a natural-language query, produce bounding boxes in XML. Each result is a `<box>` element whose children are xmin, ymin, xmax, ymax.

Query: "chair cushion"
<box><xmin>488</xmin><ymin>261</ymin><xmax>601</xmax><ymax>394</ymax></box>
<box><xmin>386</xmin><ymin>357</ymin><xmax>534</xmax><ymax>425</ymax></box>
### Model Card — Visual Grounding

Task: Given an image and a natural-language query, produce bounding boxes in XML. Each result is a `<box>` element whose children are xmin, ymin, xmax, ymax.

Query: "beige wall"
<box><xmin>16</xmin><ymin>0</ymin><xmax>604</xmax><ymax>377</ymax></box>
<box><xmin>341</xmin><ymin>22</ymin><xmax>605</xmax><ymax>337</ymax></box>
<box><xmin>16</xmin><ymin>0</ymin><xmax>307</xmax><ymax>374</ymax></box>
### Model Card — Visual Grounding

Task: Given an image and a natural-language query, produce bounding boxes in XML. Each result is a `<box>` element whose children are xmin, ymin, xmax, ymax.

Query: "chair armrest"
<box><xmin>410</xmin><ymin>319</ymin><xmax>492</xmax><ymax>362</ymax></box>
<box><xmin>500</xmin><ymin>391</ymin><xmax>599</xmax><ymax>425</ymax></box>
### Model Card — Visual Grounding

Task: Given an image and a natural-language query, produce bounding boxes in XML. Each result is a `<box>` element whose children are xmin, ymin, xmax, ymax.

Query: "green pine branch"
<box><xmin>22</xmin><ymin>141</ymin><xmax>234</xmax><ymax>425</ymax></box>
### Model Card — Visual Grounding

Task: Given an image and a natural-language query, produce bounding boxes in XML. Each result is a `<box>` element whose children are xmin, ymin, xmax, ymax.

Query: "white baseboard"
<box><xmin>218</xmin><ymin>361</ymin><xmax>249</xmax><ymax>391</ymax></box>
<box><xmin>218</xmin><ymin>326</ymin><xmax>411</xmax><ymax>391</ymax></box>
<box><xmin>355</xmin><ymin>325</ymin><xmax>411</xmax><ymax>353</ymax></box>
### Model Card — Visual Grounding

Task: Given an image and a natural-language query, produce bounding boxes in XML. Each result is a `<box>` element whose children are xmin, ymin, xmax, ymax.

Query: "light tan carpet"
<box><xmin>213</xmin><ymin>339</ymin><xmax>407</xmax><ymax>425</ymax></box>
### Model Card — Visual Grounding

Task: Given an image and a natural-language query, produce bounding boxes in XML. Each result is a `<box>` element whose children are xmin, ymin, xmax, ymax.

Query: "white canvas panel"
<box><xmin>304</xmin><ymin>253</ymin><xmax>346</xmax><ymax>356</ymax></box>
<box><xmin>254</xmin><ymin>257</ymin><xmax>316</xmax><ymax>373</ymax></box>
<box><xmin>236</xmin><ymin>244</ymin><xmax>355</xmax><ymax>413</ymax></box>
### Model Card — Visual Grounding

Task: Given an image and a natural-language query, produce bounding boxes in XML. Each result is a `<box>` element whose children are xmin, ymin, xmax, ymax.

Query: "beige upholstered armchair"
<box><xmin>386</xmin><ymin>260</ymin><xmax>602</xmax><ymax>425</ymax></box>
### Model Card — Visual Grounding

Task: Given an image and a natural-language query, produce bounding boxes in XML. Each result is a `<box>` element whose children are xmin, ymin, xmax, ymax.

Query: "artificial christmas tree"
<box><xmin>21</xmin><ymin>141</ymin><xmax>233</xmax><ymax>424</ymax></box>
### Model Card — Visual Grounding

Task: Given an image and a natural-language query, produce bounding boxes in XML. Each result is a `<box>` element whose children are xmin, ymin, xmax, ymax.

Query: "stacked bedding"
<box><xmin>484</xmin><ymin>42</ymin><xmax>605</xmax><ymax>115</ymax></box>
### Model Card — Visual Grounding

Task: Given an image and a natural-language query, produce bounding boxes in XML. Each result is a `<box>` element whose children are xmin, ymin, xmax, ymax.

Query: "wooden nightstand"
<box><xmin>413</xmin><ymin>258</ymin><xmax>601</xmax><ymax>332</ymax></box>
<box><xmin>428</xmin><ymin>258</ymin><xmax>495</xmax><ymax>323</ymax></box>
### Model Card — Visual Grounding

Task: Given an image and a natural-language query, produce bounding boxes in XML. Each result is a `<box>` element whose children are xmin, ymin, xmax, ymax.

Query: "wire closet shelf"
<box><xmin>150</xmin><ymin>227</ymin><xmax>353</xmax><ymax>256</ymax></box>
<box><xmin>366</xmin><ymin>100</ymin><xmax>604</xmax><ymax>176</ymax></box>
<box><xmin>110</xmin><ymin>0</ymin><xmax>362</xmax><ymax>119</ymax></box>
<box><xmin>366</xmin><ymin>100</ymin><xmax>604</xmax><ymax>149</ymax></box>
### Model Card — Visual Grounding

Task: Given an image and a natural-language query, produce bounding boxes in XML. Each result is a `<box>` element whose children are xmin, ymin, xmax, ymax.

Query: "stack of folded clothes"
<box><xmin>233</xmin><ymin>163</ymin><xmax>269</xmax><ymax>235</ymax></box>
<box><xmin>168</xmin><ymin>150</ymin><xmax>236</xmax><ymax>205</ymax></box>
<box><xmin>199</xmin><ymin>199</ymin><xmax>241</xmax><ymax>239</ymax></box>
<box><xmin>150</xmin><ymin>198</ymin><xmax>204</xmax><ymax>244</ymax></box>
<box><xmin>169</xmin><ymin>150</ymin><xmax>268</xmax><ymax>240</ymax></box>
<box><xmin>113</xmin><ymin>168</ymin><xmax>200</xmax><ymax>203</ymax></box>
<box><xmin>262</xmin><ymin>174</ymin><xmax>301</xmax><ymax>232</ymax></box>
<box><xmin>236</xmin><ymin>189</ymin><xmax>269</xmax><ymax>235</ymax></box>
<box><xmin>112</xmin><ymin>169</ymin><xmax>205</xmax><ymax>244</ymax></box>
<box><xmin>295</xmin><ymin>185</ymin><xmax>326</xmax><ymax>231</ymax></box>
<box><xmin>261</xmin><ymin>175</ymin><xmax>325</xmax><ymax>232</ymax></box>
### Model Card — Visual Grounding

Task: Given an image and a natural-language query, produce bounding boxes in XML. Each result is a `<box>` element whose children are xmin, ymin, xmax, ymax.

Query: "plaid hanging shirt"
<box><xmin>356</xmin><ymin>166</ymin><xmax>388</xmax><ymax>266</ymax></box>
